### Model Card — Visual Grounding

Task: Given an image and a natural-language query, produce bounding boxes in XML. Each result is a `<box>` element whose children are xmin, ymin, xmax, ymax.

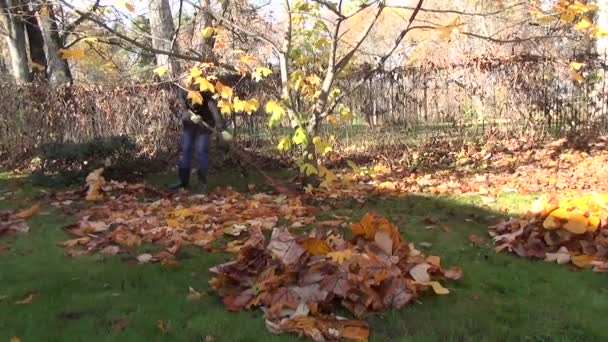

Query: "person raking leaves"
<box><xmin>170</xmin><ymin>83</ymin><xmax>233</xmax><ymax>193</ymax></box>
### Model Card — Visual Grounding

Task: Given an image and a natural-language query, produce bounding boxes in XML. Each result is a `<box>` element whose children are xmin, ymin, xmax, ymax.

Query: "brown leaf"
<box><xmin>302</xmin><ymin>238</ymin><xmax>332</xmax><ymax>256</ymax></box>
<box><xmin>468</xmin><ymin>234</ymin><xmax>487</xmax><ymax>246</ymax></box>
<box><xmin>14</xmin><ymin>204</ymin><xmax>41</xmax><ymax>219</ymax></box>
<box><xmin>443</xmin><ymin>266</ymin><xmax>464</xmax><ymax>280</ymax></box>
<box><xmin>0</xmin><ymin>245</ymin><xmax>10</xmax><ymax>253</ymax></box>
<box><xmin>61</xmin><ymin>237</ymin><xmax>90</xmax><ymax>247</ymax></box>
<box><xmin>157</xmin><ymin>320</ymin><xmax>169</xmax><ymax>335</ymax></box>
<box><xmin>374</xmin><ymin>231</ymin><xmax>393</xmax><ymax>255</ymax></box>
<box><xmin>137</xmin><ymin>253</ymin><xmax>154</xmax><ymax>263</ymax></box>
<box><xmin>10</xmin><ymin>337</ymin><xmax>21</xmax><ymax>342</ymax></box>
<box><xmin>100</xmin><ymin>245</ymin><xmax>120</xmax><ymax>256</ymax></box>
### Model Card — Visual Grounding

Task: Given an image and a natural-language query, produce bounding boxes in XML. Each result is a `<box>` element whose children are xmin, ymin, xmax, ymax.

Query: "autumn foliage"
<box><xmin>490</xmin><ymin>193</ymin><xmax>608</xmax><ymax>272</ymax></box>
<box><xmin>209</xmin><ymin>212</ymin><xmax>462</xmax><ymax>341</ymax></box>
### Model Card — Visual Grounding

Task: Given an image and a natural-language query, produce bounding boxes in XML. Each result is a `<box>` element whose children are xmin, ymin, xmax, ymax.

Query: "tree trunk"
<box><xmin>25</xmin><ymin>8</ymin><xmax>46</xmax><ymax>76</ymax></box>
<box><xmin>0</xmin><ymin>0</ymin><xmax>31</xmax><ymax>84</ymax></box>
<box><xmin>148</xmin><ymin>0</ymin><xmax>179</xmax><ymax>74</ymax></box>
<box><xmin>36</xmin><ymin>4</ymin><xmax>72</xmax><ymax>85</ymax></box>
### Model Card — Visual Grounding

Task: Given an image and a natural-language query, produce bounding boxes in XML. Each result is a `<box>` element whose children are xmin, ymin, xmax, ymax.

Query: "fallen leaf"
<box><xmin>186</xmin><ymin>286</ymin><xmax>206</xmax><ymax>301</ymax></box>
<box><xmin>100</xmin><ymin>245</ymin><xmax>120</xmax><ymax>256</ymax></box>
<box><xmin>158</xmin><ymin>320</ymin><xmax>169</xmax><ymax>335</ymax></box>
<box><xmin>409</xmin><ymin>263</ymin><xmax>432</xmax><ymax>283</ymax></box>
<box><xmin>419</xmin><ymin>242</ymin><xmax>433</xmax><ymax>248</ymax></box>
<box><xmin>10</xmin><ymin>337</ymin><xmax>21</xmax><ymax>342</ymax></box>
<box><xmin>137</xmin><ymin>253</ymin><xmax>153</xmax><ymax>263</ymax></box>
<box><xmin>14</xmin><ymin>204</ymin><xmax>41</xmax><ymax>219</ymax></box>
<box><xmin>15</xmin><ymin>293</ymin><xmax>36</xmax><ymax>305</ymax></box>
<box><xmin>572</xmin><ymin>254</ymin><xmax>594</xmax><ymax>268</ymax></box>
<box><xmin>326</xmin><ymin>249</ymin><xmax>353</xmax><ymax>264</ymax></box>
<box><xmin>468</xmin><ymin>234</ymin><xmax>487</xmax><ymax>246</ymax></box>
<box><xmin>429</xmin><ymin>281</ymin><xmax>450</xmax><ymax>295</ymax></box>
<box><xmin>0</xmin><ymin>245</ymin><xmax>10</xmax><ymax>253</ymax></box>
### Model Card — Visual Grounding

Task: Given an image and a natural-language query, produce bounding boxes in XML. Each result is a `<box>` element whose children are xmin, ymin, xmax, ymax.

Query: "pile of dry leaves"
<box><xmin>490</xmin><ymin>193</ymin><xmax>608</xmax><ymax>272</ymax></box>
<box><xmin>318</xmin><ymin>137</ymin><xmax>608</xmax><ymax>201</ymax></box>
<box><xmin>61</xmin><ymin>169</ymin><xmax>316</xmax><ymax>261</ymax></box>
<box><xmin>209</xmin><ymin>212</ymin><xmax>463</xmax><ymax>341</ymax></box>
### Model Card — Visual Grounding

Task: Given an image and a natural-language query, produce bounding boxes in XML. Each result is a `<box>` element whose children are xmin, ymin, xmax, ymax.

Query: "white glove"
<box><xmin>190</xmin><ymin>113</ymin><xmax>202</xmax><ymax>124</ymax></box>
<box><xmin>221</xmin><ymin>130</ymin><xmax>233</xmax><ymax>142</ymax></box>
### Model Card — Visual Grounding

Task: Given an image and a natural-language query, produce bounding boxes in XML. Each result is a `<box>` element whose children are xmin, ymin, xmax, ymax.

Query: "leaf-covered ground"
<box><xmin>2</xmin><ymin>171</ymin><xmax>608</xmax><ymax>341</ymax></box>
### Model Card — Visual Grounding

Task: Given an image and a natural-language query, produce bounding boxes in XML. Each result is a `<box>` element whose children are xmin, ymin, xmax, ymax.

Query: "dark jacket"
<box><xmin>178</xmin><ymin>88</ymin><xmax>224</xmax><ymax>133</ymax></box>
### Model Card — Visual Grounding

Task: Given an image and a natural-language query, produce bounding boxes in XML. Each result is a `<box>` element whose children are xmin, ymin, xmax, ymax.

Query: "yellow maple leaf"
<box><xmin>429</xmin><ymin>281</ymin><xmax>450</xmax><ymax>295</ymax></box>
<box><xmin>575</xmin><ymin>17</ymin><xmax>593</xmax><ymax>30</ymax></box>
<box><xmin>240</xmin><ymin>54</ymin><xmax>258</xmax><ymax>65</ymax></box>
<box><xmin>327</xmin><ymin>249</ymin><xmax>353</xmax><ymax>264</ymax></box>
<box><xmin>265</xmin><ymin>100</ymin><xmax>285</xmax><ymax>115</ymax></box>
<box><xmin>218</xmin><ymin>99</ymin><xmax>232</xmax><ymax>114</ymax></box>
<box><xmin>187</xmin><ymin>91</ymin><xmax>203</xmax><ymax>105</ymax></box>
<box><xmin>201</xmin><ymin>26</ymin><xmax>216</xmax><ymax>38</ymax></box>
<box><xmin>153</xmin><ymin>66</ymin><xmax>169</xmax><ymax>77</ymax></box>
<box><xmin>252</xmin><ymin>67</ymin><xmax>272</xmax><ymax>82</ymax></box>
<box><xmin>306</xmin><ymin>74</ymin><xmax>322</xmax><ymax>87</ymax></box>
<box><xmin>83</xmin><ymin>37</ymin><xmax>98</xmax><ymax>43</ymax></box>
<box><xmin>302</xmin><ymin>238</ymin><xmax>333</xmax><ymax>256</ymax></box>
<box><xmin>215</xmin><ymin>81</ymin><xmax>233</xmax><ymax>99</ymax></box>
<box><xmin>59</xmin><ymin>48</ymin><xmax>85</xmax><ymax>60</ymax></box>
<box><xmin>561</xmin><ymin>11</ymin><xmax>576</xmax><ymax>24</ymax></box>
<box><xmin>233</xmin><ymin>97</ymin><xmax>259</xmax><ymax>115</ymax></box>
<box><xmin>570</xmin><ymin>69</ymin><xmax>585</xmax><ymax>82</ymax></box>
<box><xmin>569</xmin><ymin>61</ymin><xmax>585</xmax><ymax>71</ymax></box>
<box><xmin>194</xmin><ymin>77</ymin><xmax>215</xmax><ymax>93</ymax></box>
<box><xmin>189</xmin><ymin>66</ymin><xmax>202</xmax><ymax>78</ymax></box>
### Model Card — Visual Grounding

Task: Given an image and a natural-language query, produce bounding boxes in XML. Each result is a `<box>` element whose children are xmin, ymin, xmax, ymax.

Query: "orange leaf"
<box><xmin>14</xmin><ymin>204</ymin><xmax>40</xmax><ymax>219</ymax></box>
<box><xmin>327</xmin><ymin>249</ymin><xmax>353</xmax><ymax>264</ymax></box>
<box><xmin>302</xmin><ymin>238</ymin><xmax>332</xmax><ymax>256</ymax></box>
<box><xmin>572</xmin><ymin>254</ymin><xmax>595</xmax><ymax>268</ymax></box>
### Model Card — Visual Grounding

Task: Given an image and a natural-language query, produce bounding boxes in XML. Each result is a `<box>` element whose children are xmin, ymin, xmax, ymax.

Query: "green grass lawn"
<box><xmin>1</xmin><ymin>171</ymin><xmax>608</xmax><ymax>341</ymax></box>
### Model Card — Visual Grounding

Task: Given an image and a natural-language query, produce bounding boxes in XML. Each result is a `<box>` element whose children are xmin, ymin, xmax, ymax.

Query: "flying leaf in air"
<box><xmin>201</xmin><ymin>26</ymin><xmax>216</xmax><ymax>38</ymax></box>
<box><xmin>153</xmin><ymin>66</ymin><xmax>169</xmax><ymax>77</ymax></box>
<box><xmin>187</xmin><ymin>91</ymin><xmax>204</xmax><ymax>105</ymax></box>
<box><xmin>240</xmin><ymin>54</ymin><xmax>258</xmax><ymax>65</ymax></box>
<box><xmin>59</xmin><ymin>48</ymin><xmax>85</xmax><ymax>60</ymax></box>
<box><xmin>118</xmin><ymin>1</ymin><xmax>135</xmax><ymax>12</ymax></box>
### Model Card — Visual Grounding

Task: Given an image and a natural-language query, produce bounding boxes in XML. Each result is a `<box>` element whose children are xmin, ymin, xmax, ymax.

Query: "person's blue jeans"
<box><xmin>177</xmin><ymin>123</ymin><xmax>210</xmax><ymax>186</ymax></box>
